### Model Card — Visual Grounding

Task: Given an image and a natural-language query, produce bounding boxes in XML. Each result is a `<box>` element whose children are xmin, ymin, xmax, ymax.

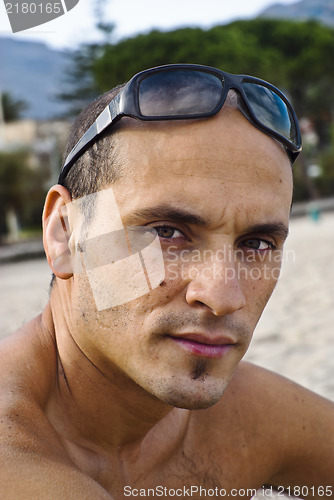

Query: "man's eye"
<box><xmin>153</xmin><ymin>225</ymin><xmax>185</xmax><ymax>239</ymax></box>
<box><xmin>242</xmin><ymin>238</ymin><xmax>275</xmax><ymax>251</ymax></box>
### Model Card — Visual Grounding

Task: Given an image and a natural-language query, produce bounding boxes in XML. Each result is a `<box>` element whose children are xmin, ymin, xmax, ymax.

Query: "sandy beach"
<box><xmin>0</xmin><ymin>212</ymin><xmax>333</xmax><ymax>498</ymax></box>
<box><xmin>245</xmin><ymin>211</ymin><xmax>334</xmax><ymax>402</ymax></box>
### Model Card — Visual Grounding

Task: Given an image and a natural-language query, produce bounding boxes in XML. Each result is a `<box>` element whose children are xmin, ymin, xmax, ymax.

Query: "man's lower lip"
<box><xmin>170</xmin><ymin>337</ymin><xmax>233</xmax><ymax>358</ymax></box>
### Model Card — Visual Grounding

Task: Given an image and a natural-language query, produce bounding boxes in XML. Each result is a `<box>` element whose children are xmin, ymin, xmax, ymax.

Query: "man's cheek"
<box><xmin>53</xmin><ymin>187</ymin><xmax>166</xmax><ymax>311</ymax></box>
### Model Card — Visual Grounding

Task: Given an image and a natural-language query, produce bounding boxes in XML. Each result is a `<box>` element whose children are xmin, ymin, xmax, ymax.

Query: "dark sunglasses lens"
<box><xmin>242</xmin><ymin>82</ymin><xmax>298</xmax><ymax>146</ymax></box>
<box><xmin>139</xmin><ymin>70</ymin><xmax>224</xmax><ymax>117</ymax></box>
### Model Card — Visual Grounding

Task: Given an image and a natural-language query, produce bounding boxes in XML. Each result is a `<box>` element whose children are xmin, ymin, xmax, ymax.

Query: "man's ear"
<box><xmin>43</xmin><ymin>185</ymin><xmax>73</xmax><ymax>280</ymax></box>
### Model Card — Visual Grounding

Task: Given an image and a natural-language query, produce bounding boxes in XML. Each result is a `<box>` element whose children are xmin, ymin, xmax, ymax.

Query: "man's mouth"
<box><xmin>167</xmin><ymin>333</ymin><xmax>236</xmax><ymax>358</ymax></box>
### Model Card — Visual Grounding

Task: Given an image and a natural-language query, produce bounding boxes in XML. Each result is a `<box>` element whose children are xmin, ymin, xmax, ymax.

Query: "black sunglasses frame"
<box><xmin>58</xmin><ymin>64</ymin><xmax>302</xmax><ymax>184</ymax></box>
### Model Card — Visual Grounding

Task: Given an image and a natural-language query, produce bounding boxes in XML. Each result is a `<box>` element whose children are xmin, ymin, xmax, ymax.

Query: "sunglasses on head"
<box><xmin>58</xmin><ymin>63</ymin><xmax>302</xmax><ymax>184</ymax></box>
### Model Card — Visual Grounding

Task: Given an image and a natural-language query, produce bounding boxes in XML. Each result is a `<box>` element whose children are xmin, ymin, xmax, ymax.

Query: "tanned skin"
<box><xmin>0</xmin><ymin>108</ymin><xmax>333</xmax><ymax>499</ymax></box>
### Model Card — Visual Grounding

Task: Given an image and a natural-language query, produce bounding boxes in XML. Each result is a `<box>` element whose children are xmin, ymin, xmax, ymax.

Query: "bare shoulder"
<box><xmin>0</xmin><ymin>313</ymin><xmax>111</xmax><ymax>499</ymax></box>
<box><xmin>234</xmin><ymin>360</ymin><xmax>334</xmax><ymax>418</ymax></box>
<box><xmin>218</xmin><ymin>360</ymin><xmax>334</xmax><ymax>413</ymax></box>
<box><xmin>192</xmin><ymin>360</ymin><xmax>334</xmax><ymax>422</ymax></box>
<box><xmin>223</xmin><ymin>361</ymin><xmax>334</xmax><ymax>452</ymax></box>
<box><xmin>242</xmin><ymin>362</ymin><xmax>334</xmax><ymax>492</ymax></box>
<box><xmin>190</xmin><ymin>361</ymin><xmax>334</xmax><ymax>493</ymax></box>
<box><xmin>0</xmin><ymin>309</ymin><xmax>57</xmax><ymax>420</ymax></box>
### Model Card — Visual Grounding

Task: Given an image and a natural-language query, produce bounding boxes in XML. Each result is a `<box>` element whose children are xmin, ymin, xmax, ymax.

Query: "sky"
<box><xmin>0</xmin><ymin>0</ymin><xmax>299</xmax><ymax>50</ymax></box>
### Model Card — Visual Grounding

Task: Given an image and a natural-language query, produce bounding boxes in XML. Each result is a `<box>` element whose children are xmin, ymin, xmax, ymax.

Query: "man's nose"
<box><xmin>185</xmin><ymin>257</ymin><xmax>246</xmax><ymax>316</ymax></box>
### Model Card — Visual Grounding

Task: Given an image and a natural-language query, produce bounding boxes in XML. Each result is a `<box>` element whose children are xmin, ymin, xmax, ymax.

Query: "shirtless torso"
<box><xmin>0</xmin><ymin>309</ymin><xmax>333</xmax><ymax>499</ymax></box>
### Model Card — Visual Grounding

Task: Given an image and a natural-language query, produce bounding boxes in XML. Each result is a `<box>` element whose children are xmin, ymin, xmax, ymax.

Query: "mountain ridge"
<box><xmin>0</xmin><ymin>37</ymin><xmax>72</xmax><ymax>120</ymax></box>
<box><xmin>259</xmin><ymin>0</ymin><xmax>334</xmax><ymax>26</ymax></box>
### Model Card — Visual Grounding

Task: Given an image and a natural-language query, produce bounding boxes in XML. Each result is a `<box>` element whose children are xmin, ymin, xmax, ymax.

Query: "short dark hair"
<box><xmin>62</xmin><ymin>84</ymin><xmax>126</xmax><ymax>199</ymax></box>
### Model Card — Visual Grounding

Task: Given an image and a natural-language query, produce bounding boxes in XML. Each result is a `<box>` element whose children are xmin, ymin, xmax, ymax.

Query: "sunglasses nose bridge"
<box><xmin>218</xmin><ymin>83</ymin><xmax>253</xmax><ymax>118</ymax></box>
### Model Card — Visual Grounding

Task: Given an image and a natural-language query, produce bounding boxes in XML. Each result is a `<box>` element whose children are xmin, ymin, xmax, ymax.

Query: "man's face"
<box><xmin>68</xmin><ymin>107</ymin><xmax>293</xmax><ymax>410</ymax></box>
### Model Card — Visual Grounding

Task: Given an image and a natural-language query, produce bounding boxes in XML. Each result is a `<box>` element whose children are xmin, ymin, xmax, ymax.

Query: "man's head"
<box><xmin>43</xmin><ymin>64</ymin><xmax>297</xmax><ymax>411</ymax></box>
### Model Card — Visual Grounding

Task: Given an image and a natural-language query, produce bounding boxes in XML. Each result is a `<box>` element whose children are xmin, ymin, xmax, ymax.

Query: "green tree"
<box><xmin>92</xmin><ymin>24</ymin><xmax>282</xmax><ymax>92</ymax></box>
<box><xmin>1</xmin><ymin>92</ymin><xmax>28</xmax><ymax>122</ymax></box>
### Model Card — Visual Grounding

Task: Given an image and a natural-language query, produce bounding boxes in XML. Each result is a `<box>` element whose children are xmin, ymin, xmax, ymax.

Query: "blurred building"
<box><xmin>0</xmin><ymin>117</ymin><xmax>71</xmax><ymax>241</ymax></box>
<box><xmin>0</xmin><ymin>118</ymin><xmax>71</xmax><ymax>186</ymax></box>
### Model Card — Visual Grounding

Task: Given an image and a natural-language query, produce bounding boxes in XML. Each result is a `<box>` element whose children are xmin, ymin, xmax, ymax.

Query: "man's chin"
<box><xmin>159</xmin><ymin>380</ymin><xmax>229</xmax><ymax>411</ymax></box>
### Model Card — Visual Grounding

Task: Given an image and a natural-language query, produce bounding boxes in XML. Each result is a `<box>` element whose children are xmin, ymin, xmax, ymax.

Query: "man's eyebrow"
<box><xmin>246</xmin><ymin>222</ymin><xmax>289</xmax><ymax>241</ymax></box>
<box><xmin>130</xmin><ymin>207</ymin><xmax>289</xmax><ymax>240</ymax></box>
<box><xmin>130</xmin><ymin>205</ymin><xmax>207</xmax><ymax>226</ymax></box>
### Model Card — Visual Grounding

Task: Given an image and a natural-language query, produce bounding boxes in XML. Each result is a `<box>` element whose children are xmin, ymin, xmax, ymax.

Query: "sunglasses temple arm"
<box><xmin>58</xmin><ymin>100</ymin><xmax>120</xmax><ymax>184</ymax></box>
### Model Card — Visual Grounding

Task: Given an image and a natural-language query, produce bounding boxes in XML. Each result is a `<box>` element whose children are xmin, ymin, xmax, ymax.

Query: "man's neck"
<box><xmin>44</xmin><ymin>298</ymin><xmax>188</xmax><ymax>456</ymax></box>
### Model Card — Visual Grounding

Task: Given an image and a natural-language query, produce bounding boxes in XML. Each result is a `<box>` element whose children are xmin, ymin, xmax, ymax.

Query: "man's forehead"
<box><xmin>110</xmin><ymin>110</ymin><xmax>291</xmax><ymax>196</ymax></box>
<box><xmin>115</xmin><ymin>106</ymin><xmax>289</xmax><ymax>165</ymax></box>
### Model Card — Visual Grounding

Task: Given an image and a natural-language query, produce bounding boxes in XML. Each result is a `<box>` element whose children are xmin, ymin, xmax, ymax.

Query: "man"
<box><xmin>0</xmin><ymin>64</ymin><xmax>333</xmax><ymax>499</ymax></box>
